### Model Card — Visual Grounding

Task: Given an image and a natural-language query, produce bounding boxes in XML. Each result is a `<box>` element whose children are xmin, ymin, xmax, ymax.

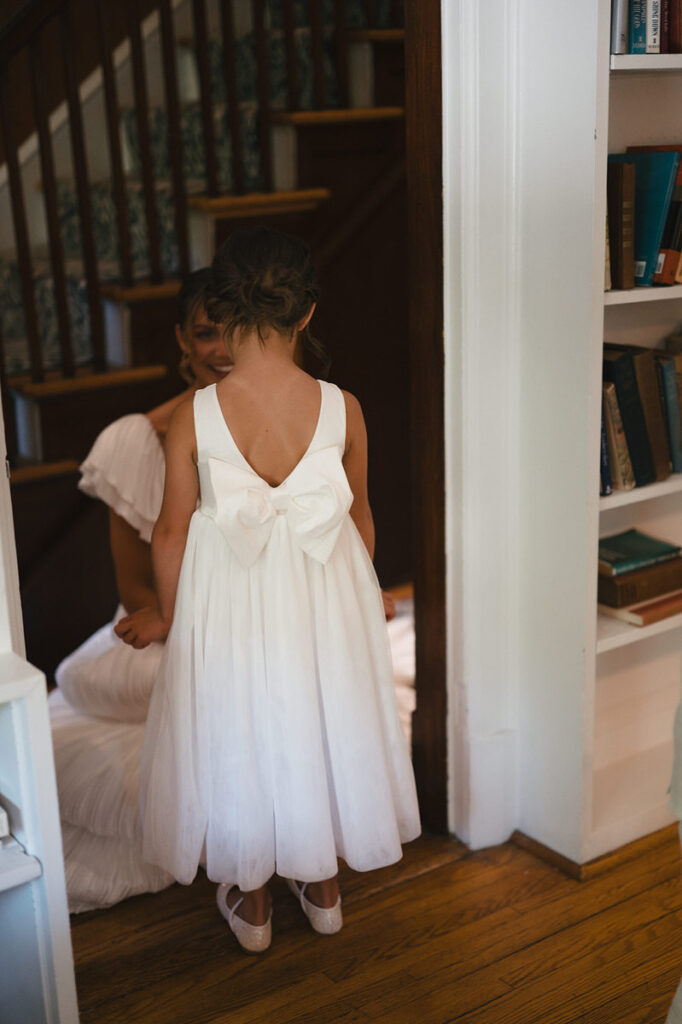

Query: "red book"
<box><xmin>671</xmin><ymin>0</ymin><xmax>682</xmax><ymax>51</ymax></box>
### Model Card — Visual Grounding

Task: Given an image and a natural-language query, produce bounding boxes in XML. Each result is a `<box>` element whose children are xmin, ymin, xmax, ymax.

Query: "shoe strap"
<box><xmin>227</xmin><ymin>893</ymin><xmax>245</xmax><ymax>927</ymax></box>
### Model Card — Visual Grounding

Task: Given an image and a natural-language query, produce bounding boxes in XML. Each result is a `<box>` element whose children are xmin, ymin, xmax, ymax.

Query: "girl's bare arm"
<box><xmin>342</xmin><ymin>391</ymin><xmax>375</xmax><ymax>560</ymax></box>
<box><xmin>109</xmin><ymin>511</ymin><xmax>157</xmax><ymax>613</ymax></box>
<box><xmin>151</xmin><ymin>400</ymin><xmax>199</xmax><ymax>629</ymax></box>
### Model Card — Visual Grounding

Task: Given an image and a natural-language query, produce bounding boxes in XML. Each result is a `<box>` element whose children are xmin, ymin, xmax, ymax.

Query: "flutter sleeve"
<box><xmin>78</xmin><ymin>414</ymin><xmax>165</xmax><ymax>543</ymax></box>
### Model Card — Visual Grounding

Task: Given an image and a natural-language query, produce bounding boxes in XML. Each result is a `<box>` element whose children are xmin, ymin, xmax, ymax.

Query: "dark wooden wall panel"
<box><xmin>404</xmin><ymin>0</ymin><xmax>447</xmax><ymax>832</ymax></box>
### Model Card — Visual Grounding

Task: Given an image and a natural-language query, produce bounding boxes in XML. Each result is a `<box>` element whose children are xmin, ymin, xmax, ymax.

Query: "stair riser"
<box><xmin>11</xmin><ymin>375</ymin><xmax>177</xmax><ymax>463</ymax></box>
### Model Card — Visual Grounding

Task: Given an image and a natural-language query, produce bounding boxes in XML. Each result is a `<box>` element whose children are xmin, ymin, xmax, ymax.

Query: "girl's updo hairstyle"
<box><xmin>177</xmin><ymin>267</ymin><xmax>212</xmax><ymax>384</ymax></box>
<box><xmin>205</xmin><ymin>226</ymin><xmax>330</xmax><ymax>376</ymax></box>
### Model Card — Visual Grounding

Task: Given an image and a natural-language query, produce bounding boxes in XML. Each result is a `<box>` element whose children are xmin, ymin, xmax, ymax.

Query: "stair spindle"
<box><xmin>282</xmin><ymin>0</ymin><xmax>298</xmax><ymax>111</ymax></box>
<box><xmin>219</xmin><ymin>0</ymin><xmax>245</xmax><ymax>193</ymax></box>
<box><xmin>94</xmin><ymin>0</ymin><xmax>133</xmax><ymax>287</ymax></box>
<box><xmin>192</xmin><ymin>0</ymin><xmax>220</xmax><ymax>198</ymax></box>
<box><xmin>30</xmin><ymin>32</ymin><xmax>74</xmax><ymax>378</ymax></box>
<box><xmin>310</xmin><ymin>0</ymin><xmax>326</xmax><ymax>109</ymax></box>
<box><xmin>333</xmin><ymin>0</ymin><xmax>350</xmax><ymax>108</ymax></box>
<box><xmin>252</xmin><ymin>0</ymin><xmax>273</xmax><ymax>191</ymax></box>
<box><xmin>60</xmin><ymin>4</ymin><xmax>106</xmax><ymax>372</ymax></box>
<box><xmin>390</xmin><ymin>0</ymin><xmax>402</xmax><ymax>27</ymax></box>
<box><xmin>366</xmin><ymin>0</ymin><xmax>378</xmax><ymax>28</ymax></box>
<box><xmin>159</xmin><ymin>0</ymin><xmax>190</xmax><ymax>278</ymax></box>
<box><xmin>126</xmin><ymin>0</ymin><xmax>163</xmax><ymax>283</ymax></box>
<box><xmin>0</xmin><ymin>71</ymin><xmax>44</xmax><ymax>382</ymax></box>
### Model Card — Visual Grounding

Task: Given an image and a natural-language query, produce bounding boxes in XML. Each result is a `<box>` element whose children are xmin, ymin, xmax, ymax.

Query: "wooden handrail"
<box><xmin>0</xmin><ymin>0</ymin><xmax>64</xmax><ymax>63</ymax></box>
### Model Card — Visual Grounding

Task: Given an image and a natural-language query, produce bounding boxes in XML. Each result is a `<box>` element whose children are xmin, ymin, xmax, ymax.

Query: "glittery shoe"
<box><xmin>286</xmin><ymin>878</ymin><xmax>343</xmax><ymax>934</ymax></box>
<box><xmin>216</xmin><ymin>884</ymin><xmax>272</xmax><ymax>953</ymax></box>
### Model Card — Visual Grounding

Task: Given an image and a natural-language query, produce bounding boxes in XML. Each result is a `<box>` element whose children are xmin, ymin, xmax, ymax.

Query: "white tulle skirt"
<box><xmin>139</xmin><ymin>512</ymin><xmax>421</xmax><ymax>891</ymax></box>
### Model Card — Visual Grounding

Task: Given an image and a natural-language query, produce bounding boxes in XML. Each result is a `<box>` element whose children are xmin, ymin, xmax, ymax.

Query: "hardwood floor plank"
<box><xmin>70</xmin><ymin>834</ymin><xmax>682</xmax><ymax>1024</ymax></box>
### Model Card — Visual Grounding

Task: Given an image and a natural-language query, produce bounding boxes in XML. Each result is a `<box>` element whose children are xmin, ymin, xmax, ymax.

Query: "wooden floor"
<box><xmin>71</xmin><ymin>829</ymin><xmax>682</xmax><ymax>1024</ymax></box>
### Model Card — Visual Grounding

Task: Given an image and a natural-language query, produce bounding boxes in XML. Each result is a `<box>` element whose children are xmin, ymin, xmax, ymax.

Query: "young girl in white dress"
<box><xmin>116</xmin><ymin>226</ymin><xmax>421</xmax><ymax>952</ymax></box>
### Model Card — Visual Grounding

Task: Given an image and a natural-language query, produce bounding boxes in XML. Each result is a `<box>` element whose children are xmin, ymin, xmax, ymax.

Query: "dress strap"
<box><xmin>193</xmin><ymin>384</ymin><xmax>225</xmax><ymax>461</ymax></box>
<box><xmin>314</xmin><ymin>381</ymin><xmax>347</xmax><ymax>453</ymax></box>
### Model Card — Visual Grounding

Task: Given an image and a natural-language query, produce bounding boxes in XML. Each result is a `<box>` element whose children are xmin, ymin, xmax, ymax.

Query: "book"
<box><xmin>602</xmin><ymin>381</ymin><xmax>636</xmax><ymax>489</ymax></box>
<box><xmin>605</xmin><ymin>214</ymin><xmax>612</xmax><ymax>290</ymax></box>
<box><xmin>627</xmin><ymin>144</ymin><xmax>682</xmax><ymax>284</ymax></box>
<box><xmin>598</xmin><ymin>528</ymin><xmax>682</xmax><ymax>576</ymax></box>
<box><xmin>647</xmin><ymin>0</ymin><xmax>662</xmax><ymax>50</ymax></box>
<box><xmin>608</xmin><ymin>151</ymin><xmax>680</xmax><ymax>286</ymax></box>
<box><xmin>662</xmin><ymin>0</ymin><xmax>671</xmax><ymax>50</ymax></box>
<box><xmin>612</xmin><ymin>0</ymin><xmax>630</xmax><ymax>51</ymax></box>
<box><xmin>602</xmin><ymin>347</ymin><xmax>656</xmax><ymax>486</ymax></box>
<box><xmin>671</xmin><ymin>0</ymin><xmax>682</xmax><ymax>50</ymax></box>
<box><xmin>655</xmin><ymin>352</ymin><xmax>682</xmax><ymax>471</ymax></box>
<box><xmin>609</xmin><ymin>344</ymin><xmax>671</xmax><ymax>480</ymax></box>
<box><xmin>630</xmin><ymin>0</ymin><xmax>647</xmax><ymax>50</ymax></box>
<box><xmin>600</xmin><ymin>398</ymin><xmax>613</xmax><ymax>496</ymax></box>
<box><xmin>598</xmin><ymin>556</ymin><xmax>682</xmax><ymax>605</ymax></box>
<box><xmin>599</xmin><ymin>588</ymin><xmax>682</xmax><ymax>625</ymax></box>
<box><xmin>606</xmin><ymin>161</ymin><xmax>635</xmax><ymax>290</ymax></box>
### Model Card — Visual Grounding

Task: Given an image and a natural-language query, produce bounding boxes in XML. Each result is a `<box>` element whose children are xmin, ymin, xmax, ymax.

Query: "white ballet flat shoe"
<box><xmin>286</xmin><ymin>878</ymin><xmax>343</xmax><ymax>935</ymax></box>
<box><xmin>216</xmin><ymin>883</ymin><xmax>272</xmax><ymax>953</ymax></box>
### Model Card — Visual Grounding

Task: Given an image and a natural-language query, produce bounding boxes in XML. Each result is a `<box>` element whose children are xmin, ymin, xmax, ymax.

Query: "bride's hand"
<box><xmin>381</xmin><ymin>590</ymin><xmax>396</xmax><ymax>622</ymax></box>
<box><xmin>114</xmin><ymin>607</ymin><xmax>169</xmax><ymax>649</ymax></box>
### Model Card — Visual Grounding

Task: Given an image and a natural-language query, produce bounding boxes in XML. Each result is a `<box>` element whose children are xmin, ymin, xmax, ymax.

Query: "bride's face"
<box><xmin>178</xmin><ymin>306</ymin><xmax>233</xmax><ymax>388</ymax></box>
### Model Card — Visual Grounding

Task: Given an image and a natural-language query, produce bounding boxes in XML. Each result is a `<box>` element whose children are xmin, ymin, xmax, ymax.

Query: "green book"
<box><xmin>598</xmin><ymin>529</ymin><xmax>681</xmax><ymax>577</ymax></box>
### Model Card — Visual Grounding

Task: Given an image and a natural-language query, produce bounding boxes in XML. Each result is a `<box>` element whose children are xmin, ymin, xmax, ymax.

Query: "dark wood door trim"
<box><xmin>404</xmin><ymin>0</ymin><xmax>448</xmax><ymax>832</ymax></box>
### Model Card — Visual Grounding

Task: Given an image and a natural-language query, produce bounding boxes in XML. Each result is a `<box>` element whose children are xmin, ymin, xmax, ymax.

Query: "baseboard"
<box><xmin>511</xmin><ymin>823</ymin><xmax>679</xmax><ymax>880</ymax></box>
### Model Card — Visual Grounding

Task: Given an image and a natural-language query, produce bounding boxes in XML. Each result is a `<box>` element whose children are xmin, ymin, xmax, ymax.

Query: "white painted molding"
<box><xmin>0</xmin><ymin>398</ymin><xmax>25</xmax><ymax>657</ymax></box>
<box><xmin>442</xmin><ymin>0</ymin><xmax>521</xmax><ymax>846</ymax></box>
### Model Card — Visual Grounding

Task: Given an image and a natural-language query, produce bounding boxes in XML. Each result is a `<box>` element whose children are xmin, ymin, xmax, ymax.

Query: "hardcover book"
<box><xmin>611</xmin><ymin>0</ymin><xmax>630</xmax><ymax>52</ymax></box>
<box><xmin>608</xmin><ymin>151</ymin><xmax>680</xmax><ymax>287</ymax></box>
<box><xmin>602</xmin><ymin>347</ymin><xmax>656</xmax><ymax>486</ymax></box>
<box><xmin>610</xmin><ymin>344</ymin><xmax>671</xmax><ymax>480</ymax></box>
<box><xmin>647</xmin><ymin>0</ymin><xmax>662</xmax><ymax>51</ymax></box>
<box><xmin>602</xmin><ymin>381</ymin><xmax>636</xmax><ymax>489</ymax></box>
<box><xmin>627</xmin><ymin>144</ymin><xmax>682</xmax><ymax>284</ymax></box>
<box><xmin>598</xmin><ymin>556</ymin><xmax>682</xmax><ymax>606</ymax></box>
<box><xmin>598</xmin><ymin>588</ymin><xmax>682</xmax><ymax>625</ymax></box>
<box><xmin>655</xmin><ymin>352</ymin><xmax>682</xmax><ymax>471</ymax></box>
<box><xmin>598</xmin><ymin>528</ymin><xmax>681</xmax><ymax>577</ymax></box>
<box><xmin>630</xmin><ymin>0</ymin><xmax>646</xmax><ymax>51</ymax></box>
<box><xmin>600</xmin><ymin>399</ymin><xmax>613</xmax><ymax>496</ymax></box>
<box><xmin>607</xmin><ymin>161</ymin><xmax>636</xmax><ymax>289</ymax></box>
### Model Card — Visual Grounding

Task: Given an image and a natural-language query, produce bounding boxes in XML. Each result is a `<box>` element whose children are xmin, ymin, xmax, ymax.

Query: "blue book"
<box><xmin>608</xmin><ymin>151</ymin><xmax>680</xmax><ymax>286</ymax></box>
<box><xmin>599</xmin><ymin>528</ymin><xmax>681</xmax><ymax>576</ymax></box>
<box><xmin>600</xmin><ymin>398</ymin><xmax>613</xmax><ymax>495</ymax></box>
<box><xmin>629</xmin><ymin>0</ymin><xmax>646</xmax><ymax>51</ymax></box>
<box><xmin>656</xmin><ymin>353</ymin><xmax>682</xmax><ymax>472</ymax></box>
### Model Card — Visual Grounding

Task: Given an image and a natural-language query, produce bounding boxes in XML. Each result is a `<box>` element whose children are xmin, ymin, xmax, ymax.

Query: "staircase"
<box><xmin>1</xmin><ymin>0</ymin><xmax>409</xmax><ymax>680</ymax></box>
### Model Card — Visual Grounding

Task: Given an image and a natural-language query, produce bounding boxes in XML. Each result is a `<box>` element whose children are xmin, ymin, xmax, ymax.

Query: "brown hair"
<box><xmin>205</xmin><ymin>226</ymin><xmax>330</xmax><ymax>376</ymax></box>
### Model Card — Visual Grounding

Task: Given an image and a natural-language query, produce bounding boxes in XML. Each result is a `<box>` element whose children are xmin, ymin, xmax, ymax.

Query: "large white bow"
<box><xmin>203</xmin><ymin>446</ymin><xmax>353</xmax><ymax>567</ymax></box>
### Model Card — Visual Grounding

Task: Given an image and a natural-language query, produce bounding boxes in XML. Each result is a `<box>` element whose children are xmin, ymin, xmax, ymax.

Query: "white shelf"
<box><xmin>604</xmin><ymin>284</ymin><xmax>682</xmax><ymax>305</ymax></box>
<box><xmin>597</xmin><ymin>609</ymin><xmax>682</xmax><ymax>653</ymax></box>
<box><xmin>610</xmin><ymin>54</ymin><xmax>682</xmax><ymax>71</ymax></box>
<box><xmin>0</xmin><ymin>836</ymin><xmax>42</xmax><ymax>893</ymax></box>
<box><xmin>600</xmin><ymin>476</ymin><xmax>682</xmax><ymax>510</ymax></box>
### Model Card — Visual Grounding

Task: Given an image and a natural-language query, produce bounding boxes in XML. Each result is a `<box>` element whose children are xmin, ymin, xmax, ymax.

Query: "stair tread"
<box><xmin>188</xmin><ymin>187</ymin><xmax>331</xmax><ymax>216</ymax></box>
<box><xmin>10</xmin><ymin>459</ymin><xmax>81</xmax><ymax>485</ymax></box>
<box><xmin>10</xmin><ymin>365</ymin><xmax>168</xmax><ymax>399</ymax></box>
<box><xmin>270</xmin><ymin>106</ymin><xmax>405</xmax><ymax>126</ymax></box>
<box><xmin>347</xmin><ymin>29</ymin><xmax>405</xmax><ymax>43</ymax></box>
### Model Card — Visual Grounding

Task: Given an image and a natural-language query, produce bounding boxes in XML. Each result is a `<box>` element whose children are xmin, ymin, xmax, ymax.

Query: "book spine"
<box><xmin>637</xmin><ymin>153</ymin><xmax>679</xmax><ymax>286</ymax></box>
<box><xmin>647</xmin><ymin>0</ymin><xmax>662</xmax><ymax>50</ymax></box>
<box><xmin>600</xmin><ymin>399</ymin><xmax>613</xmax><ymax>496</ymax></box>
<box><xmin>602</xmin><ymin>381</ymin><xmax>636</xmax><ymax>489</ymax></box>
<box><xmin>656</xmin><ymin>356</ymin><xmax>682</xmax><ymax>471</ymax></box>
<box><xmin>630</xmin><ymin>0</ymin><xmax>647</xmax><ymax>50</ymax></box>
<box><xmin>598</xmin><ymin>558</ymin><xmax>682</xmax><ymax>605</ymax></box>
<box><xmin>612</xmin><ymin>0</ymin><xmax>630</xmax><ymax>51</ymax></box>
<box><xmin>671</xmin><ymin>0</ymin><xmax>682</xmax><ymax>49</ymax></box>
<box><xmin>662</xmin><ymin>0</ymin><xmax>671</xmax><ymax>48</ymax></box>
<box><xmin>605</xmin><ymin>215</ymin><xmax>612</xmax><ymax>291</ymax></box>
<box><xmin>653</xmin><ymin>188</ymin><xmax>682</xmax><ymax>283</ymax></box>
<box><xmin>607</xmin><ymin>162</ymin><xmax>636</xmax><ymax>290</ymax></box>
<box><xmin>603</xmin><ymin>350</ymin><xmax>656</xmax><ymax>486</ymax></box>
<box><xmin>609</xmin><ymin>551</ymin><xmax>680</xmax><ymax>575</ymax></box>
<box><xmin>632</xmin><ymin>350</ymin><xmax>671</xmax><ymax>480</ymax></box>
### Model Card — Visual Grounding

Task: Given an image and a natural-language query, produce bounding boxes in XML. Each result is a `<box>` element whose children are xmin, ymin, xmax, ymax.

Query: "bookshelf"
<box><xmin>512</xmin><ymin>0</ymin><xmax>682</xmax><ymax>867</ymax></box>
